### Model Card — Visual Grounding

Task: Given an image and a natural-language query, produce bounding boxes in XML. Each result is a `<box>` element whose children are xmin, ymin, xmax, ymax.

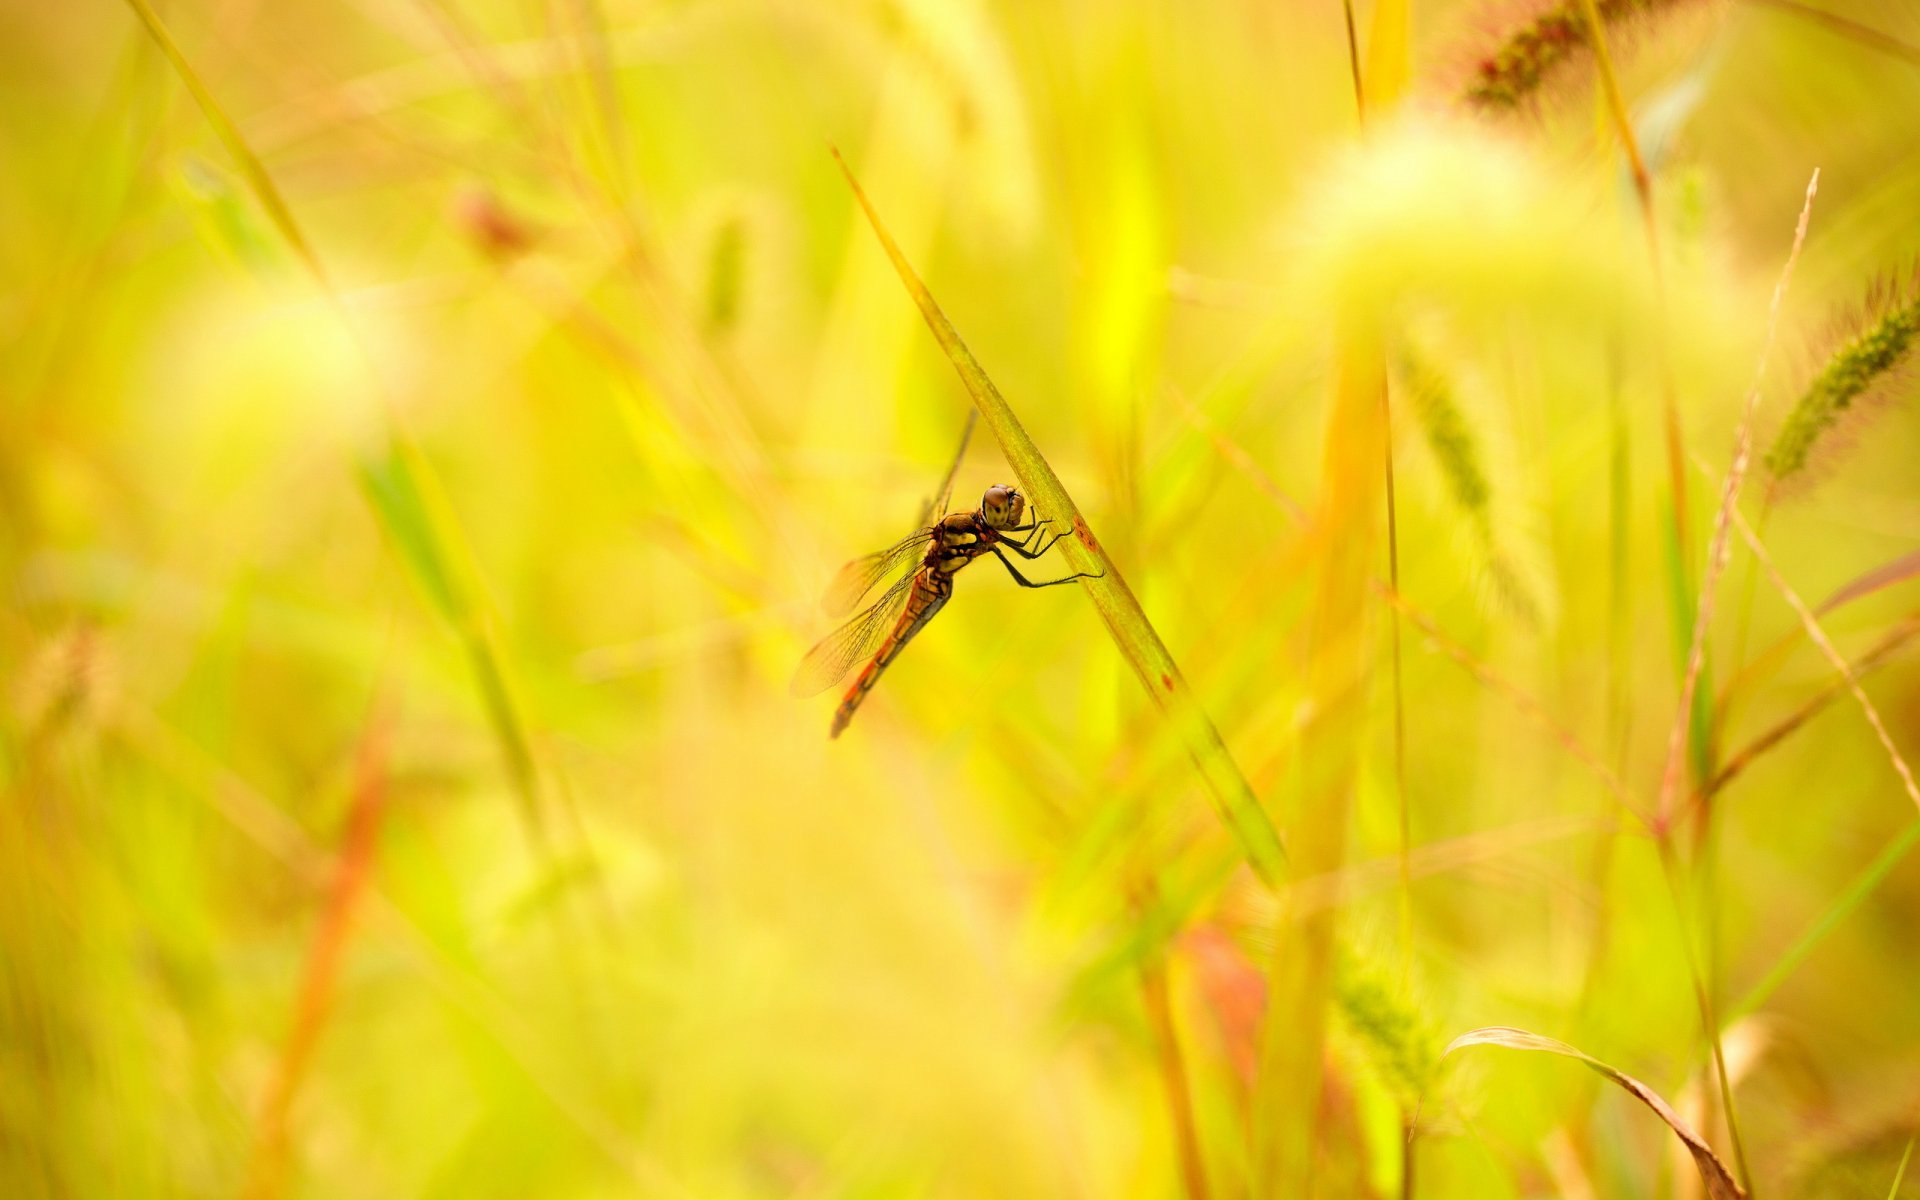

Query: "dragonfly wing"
<box><xmin>823</xmin><ymin>530</ymin><xmax>932</xmax><ymax>617</ymax></box>
<box><xmin>791</xmin><ymin>572</ymin><xmax>917</xmax><ymax>697</ymax></box>
<box><xmin>820</xmin><ymin>412</ymin><xmax>972</xmax><ymax>617</ymax></box>
<box><xmin>916</xmin><ymin>409</ymin><xmax>977</xmax><ymax>530</ymax></box>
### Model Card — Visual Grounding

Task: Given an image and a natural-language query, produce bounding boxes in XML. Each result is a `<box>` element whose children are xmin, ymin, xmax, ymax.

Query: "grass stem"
<box><xmin>831</xmin><ymin>146</ymin><xmax>1289</xmax><ymax>888</ymax></box>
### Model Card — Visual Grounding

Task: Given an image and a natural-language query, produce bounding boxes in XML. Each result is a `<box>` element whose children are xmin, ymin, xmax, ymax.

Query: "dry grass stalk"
<box><xmin>1702</xmin><ymin>614</ymin><xmax>1920</xmax><ymax>801</ymax></box>
<box><xmin>243</xmin><ymin>712</ymin><xmax>392</xmax><ymax>1200</ymax></box>
<box><xmin>1377</xmin><ymin>584</ymin><xmax>1646</xmax><ymax>823</ymax></box>
<box><xmin>1655</xmin><ymin>168</ymin><xmax>1820</xmax><ymax>829</ymax></box>
<box><xmin>1732</xmin><ymin>509</ymin><xmax>1920</xmax><ymax>817</ymax></box>
<box><xmin>1433</xmin><ymin>1027</ymin><xmax>1748</xmax><ymax>1199</ymax></box>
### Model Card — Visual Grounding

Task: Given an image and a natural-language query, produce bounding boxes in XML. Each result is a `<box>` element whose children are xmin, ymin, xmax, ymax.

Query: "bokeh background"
<box><xmin>4</xmin><ymin>0</ymin><xmax>1919</xmax><ymax>1195</ymax></box>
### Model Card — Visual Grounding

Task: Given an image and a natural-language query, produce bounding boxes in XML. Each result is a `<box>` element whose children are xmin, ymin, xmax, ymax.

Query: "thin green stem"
<box><xmin>1728</xmin><ymin>819</ymin><xmax>1920</xmax><ymax>1023</ymax></box>
<box><xmin>1659</xmin><ymin>840</ymin><xmax>1756</xmax><ymax>1196</ymax></box>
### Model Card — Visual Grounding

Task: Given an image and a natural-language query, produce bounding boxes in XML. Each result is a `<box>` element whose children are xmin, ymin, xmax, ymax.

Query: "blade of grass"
<box><xmin>1573</xmin><ymin>0</ymin><xmax>1717</xmax><ymax>794</ymax></box>
<box><xmin>1726</xmin><ymin>818</ymin><xmax>1920</xmax><ymax>1022</ymax></box>
<box><xmin>1819</xmin><ymin>548</ymin><xmax>1920</xmax><ymax>615</ymax></box>
<box><xmin>1432</xmin><ymin>1027</ymin><xmax>1748</xmax><ymax>1200</ymax></box>
<box><xmin>1584</xmin><ymin>339</ymin><xmax>1632</xmax><ymax>1021</ymax></box>
<box><xmin>1141</xmin><ymin>947</ymin><xmax>1211</xmax><ymax>1200</ymax></box>
<box><xmin>1574</xmin><ymin>0</ymin><xmax>1654</xmax><ymax>225</ymax></box>
<box><xmin>108</xmin><ymin>703</ymin><xmax>689</xmax><ymax>1194</ymax></box>
<box><xmin>1260</xmin><ymin>5</ymin><xmax>1406</xmax><ymax>1169</ymax></box>
<box><xmin>1887</xmin><ymin>1134</ymin><xmax>1916</xmax><ymax>1199</ymax></box>
<box><xmin>1255</xmin><ymin>309</ymin><xmax>1385</xmax><ymax>1192</ymax></box>
<box><xmin>119</xmin><ymin>0</ymin><xmax>326</xmax><ymax>283</ymax></box>
<box><xmin>358</xmin><ymin>438</ymin><xmax>545</xmax><ymax>842</ymax></box>
<box><xmin>829</xmin><ymin>147</ymin><xmax>1288</xmax><ymax>889</ymax></box>
<box><xmin>1654</xmin><ymin>170</ymin><xmax>1817</xmax><ymax>1200</ymax></box>
<box><xmin>1339</xmin><ymin>0</ymin><xmax>1365</xmax><ymax>119</ymax></box>
<box><xmin>1385</xmin><ymin>383</ymin><xmax>1413</xmax><ymax>994</ymax></box>
<box><xmin>121</xmin><ymin>0</ymin><xmax>553</xmax><ymax>846</ymax></box>
<box><xmin>242</xmin><ymin>703</ymin><xmax>391</xmax><ymax>1200</ymax></box>
<box><xmin>1343</xmin><ymin>0</ymin><xmax>1415</xmax><ymax>1013</ymax></box>
<box><xmin>1741</xmin><ymin>0</ymin><xmax>1920</xmax><ymax>69</ymax></box>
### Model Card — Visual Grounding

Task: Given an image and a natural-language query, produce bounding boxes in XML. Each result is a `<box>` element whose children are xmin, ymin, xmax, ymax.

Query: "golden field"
<box><xmin>4</xmin><ymin>0</ymin><xmax>1919</xmax><ymax>1196</ymax></box>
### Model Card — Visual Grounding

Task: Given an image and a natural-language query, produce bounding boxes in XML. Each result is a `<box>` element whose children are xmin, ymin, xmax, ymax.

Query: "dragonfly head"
<box><xmin>980</xmin><ymin>485</ymin><xmax>1025</xmax><ymax>530</ymax></box>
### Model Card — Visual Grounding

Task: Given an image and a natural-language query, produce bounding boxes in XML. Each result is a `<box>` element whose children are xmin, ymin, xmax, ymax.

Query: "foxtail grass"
<box><xmin>1465</xmin><ymin>0</ymin><xmax>1699</xmax><ymax>114</ymax></box>
<box><xmin>1397</xmin><ymin>354</ymin><xmax>1549</xmax><ymax>626</ymax></box>
<box><xmin>1334</xmin><ymin>952</ymin><xmax>1439</xmax><ymax>1109</ymax></box>
<box><xmin>1764</xmin><ymin>271</ymin><xmax>1920</xmax><ymax>491</ymax></box>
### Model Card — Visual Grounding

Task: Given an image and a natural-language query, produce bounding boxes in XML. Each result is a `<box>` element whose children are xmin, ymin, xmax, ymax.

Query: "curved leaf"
<box><xmin>1437</xmin><ymin>1026</ymin><xmax>1747</xmax><ymax>1200</ymax></box>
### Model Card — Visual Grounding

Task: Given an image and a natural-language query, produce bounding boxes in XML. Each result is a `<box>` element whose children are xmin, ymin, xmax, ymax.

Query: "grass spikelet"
<box><xmin>1280</xmin><ymin>116</ymin><xmax>1736</xmax><ymax>353</ymax></box>
<box><xmin>1397</xmin><ymin>353</ymin><xmax>1549</xmax><ymax>626</ymax></box>
<box><xmin>1334</xmin><ymin>951</ymin><xmax>1440</xmax><ymax>1108</ymax></box>
<box><xmin>1400</xmin><ymin>356</ymin><xmax>1489</xmax><ymax>515</ymax></box>
<box><xmin>1765</xmin><ymin>270</ymin><xmax>1920</xmax><ymax>490</ymax></box>
<box><xmin>1463</xmin><ymin>0</ymin><xmax>1701</xmax><ymax>112</ymax></box>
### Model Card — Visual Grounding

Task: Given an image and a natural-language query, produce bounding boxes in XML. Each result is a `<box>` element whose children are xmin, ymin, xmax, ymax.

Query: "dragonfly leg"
<box><xmin>1001</xmin><ymin>529</ymin><xmax>1068</xmax><ymax>559</ymax></box>
<box><xmin>1006</xmin><ymin>518</ymin><xmax>1068</xmax><ymax>551</ymax></box>
<box><xmin>1001</xmin><ymin>513</ymin><xmax>1060</xmax><ymax>538</ymax></box>
<box><xmin>991</xmin><ymin>547</ymin><xmax>1102</xmax><ymax>588</ymax></box>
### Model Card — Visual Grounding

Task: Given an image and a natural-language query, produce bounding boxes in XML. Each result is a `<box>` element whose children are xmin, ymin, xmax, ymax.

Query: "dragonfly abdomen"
<box><xmin>829</xmin><ymin>570</ymin><xmax>952</xmax><ymax>738</ymax></box>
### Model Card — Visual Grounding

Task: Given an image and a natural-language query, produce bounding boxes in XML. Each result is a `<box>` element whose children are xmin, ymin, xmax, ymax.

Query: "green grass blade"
<box><xmin>1888</xmin><ymin>1135</ymin><xmax>1916</xmax><ymax>1200</ymax></box>
<box><xmin>358</xmin><ymin>445</ymin><xmax>470</xmax><ymax>627</ymax></box>
<box><xmin>358</xmin><ymin>439</ymin><xmax>545</xmax><ymax>839</ymax></box>
<box><xmin>830</xmin><ymin>147</ymin><xmax>1287</xmax><ymax>889</ymax></box>
<box><xmin>124</xmin><ymin>0</ymin><xmax>550</xmax><ymax>845</ymax></box>
<box><xmin>119</xmin><ymin>0</ymin><xmax>327</xmax><ymax>285</ymax></box>
<box><xmin>1727</xmin><ymin>818</ymin><xmax>1920</xmax><ymax>1023</ymax></box>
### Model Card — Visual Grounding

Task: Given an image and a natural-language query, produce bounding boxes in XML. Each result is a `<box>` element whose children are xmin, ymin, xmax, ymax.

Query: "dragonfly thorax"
<box><xmin>980</xmin><ymin>485</ymin><xmax>1026</xmax><ymax>530</ymax></box>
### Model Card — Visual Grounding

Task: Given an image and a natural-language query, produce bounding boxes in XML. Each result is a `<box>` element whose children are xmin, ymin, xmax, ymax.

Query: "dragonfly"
<box><xmin>792</xmin><ymin>413</ymin><xmax>1101</xmax><ymax>738</ymax></box>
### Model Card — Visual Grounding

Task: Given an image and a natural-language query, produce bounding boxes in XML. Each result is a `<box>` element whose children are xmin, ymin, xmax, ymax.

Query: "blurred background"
<box><xmin>4</xmin><ymin>0</ymin><xmax>1919</xmax><ymax>1195</ymax></box>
